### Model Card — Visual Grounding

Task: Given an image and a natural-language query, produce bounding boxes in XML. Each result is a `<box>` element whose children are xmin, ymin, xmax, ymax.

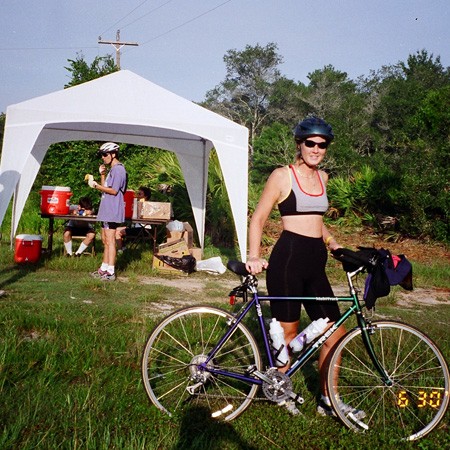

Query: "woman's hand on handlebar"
<box><xmin>329</xmin><ymin>240</ymin><xmax>342</xmax><ymax>251</ymax></box>
<box><xmin>245</xmin><ymin>256</ymin><xmax>268</xmax><ymax>275</ymax></box>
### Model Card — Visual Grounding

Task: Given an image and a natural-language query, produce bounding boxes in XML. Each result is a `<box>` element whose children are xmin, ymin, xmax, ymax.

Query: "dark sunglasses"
<box><xmin>303</xmin><ymin>139</ymin><xmax>329</xmax><ymax>149</ymax></box>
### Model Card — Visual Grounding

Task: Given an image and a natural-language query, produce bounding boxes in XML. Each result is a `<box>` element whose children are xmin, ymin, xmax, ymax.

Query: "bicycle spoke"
<box><xmin>142</xmin><ymin>306</ymin><xmax>261</xmax><ymax>421</ymax></box>
<box><xmin>327</xmin><ymin>321</ymin><xmax>449</xmax><ymax>441</ymax></box>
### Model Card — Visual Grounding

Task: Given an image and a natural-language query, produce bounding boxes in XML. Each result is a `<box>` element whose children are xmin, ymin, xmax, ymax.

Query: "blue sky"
<box><xmin>1</xmin><ymin>0</ymin><xmax>449</xmax><ymax>114</ymax></box>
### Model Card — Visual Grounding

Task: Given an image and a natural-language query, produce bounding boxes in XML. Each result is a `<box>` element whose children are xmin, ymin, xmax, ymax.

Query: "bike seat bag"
<box><xmin>378</xmin><ymin>248</ymin><xmax>413</xmax><ymax>291</ymax></box>
<box><xmin>363</xmin><ymin>248</ymin><xmax>413</xmax><ymax>309</ymax></box>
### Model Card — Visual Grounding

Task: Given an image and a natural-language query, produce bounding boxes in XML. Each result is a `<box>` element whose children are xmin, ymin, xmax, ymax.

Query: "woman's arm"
<box><xmin>246</xmin><ymin>168</ymin><xmax>285</xmax><ymax>273</ymax></box>
<box><xmin>321</xmin><ymin>223</ymin><xmax>341</xmax><ymax>251</ymax></box>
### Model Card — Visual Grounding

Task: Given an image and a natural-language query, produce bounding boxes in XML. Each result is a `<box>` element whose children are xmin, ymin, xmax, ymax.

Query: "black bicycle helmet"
<box><xmin>293</xmin><ymin>116</ymin><xmax>334</xmax><ymax>142</ymax></box>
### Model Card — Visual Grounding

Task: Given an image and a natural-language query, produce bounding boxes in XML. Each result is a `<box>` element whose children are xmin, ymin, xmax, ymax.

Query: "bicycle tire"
<box><xmin>142</xmin><ymin>305</ymin><xmax>262</xmax><ymax>421</ymax></box>
<box><xmin>326</xmin><ymin>320</ymin><xmax>449</xmax><ymax>441</ymax></box>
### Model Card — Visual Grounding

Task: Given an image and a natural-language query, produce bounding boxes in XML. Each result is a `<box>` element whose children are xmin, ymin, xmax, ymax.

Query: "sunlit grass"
<box><xmin>0</xmin><ymin>238</ymin><xmax>448</xmax><ymax>449</ymax></box>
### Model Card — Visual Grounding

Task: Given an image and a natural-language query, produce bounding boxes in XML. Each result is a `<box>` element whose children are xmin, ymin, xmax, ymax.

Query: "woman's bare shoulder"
<box><xmin>318</xmin><ymin>169</ymin><xmax>329</xmax><ymax>183</ymax></box>
<box><xmin>269</xmin><ymin>165</ymin><xmax>290</xmax><ymax>181</ymax></box>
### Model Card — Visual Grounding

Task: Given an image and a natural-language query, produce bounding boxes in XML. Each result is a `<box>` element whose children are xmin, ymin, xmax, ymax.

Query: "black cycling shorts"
<box><xmin>64</xmin><ymin>226</ymin><xmax>95</xmax><ymax>236</ymax></box>
<box><xmin>101</xmin><ymin>222</ymin><xmax>121</xmax><ymax>230</ymax></box>
<box><xmin>266</xmin><ymin>230</ymin><xmax>341</xmax><ymax>323</ymax></box>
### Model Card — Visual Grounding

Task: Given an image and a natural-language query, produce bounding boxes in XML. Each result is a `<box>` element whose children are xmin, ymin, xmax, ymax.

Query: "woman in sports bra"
<box><xmin>246</xmin><ymin>116</ymin><xmax>356</xmax><ymax>417</ymax></box>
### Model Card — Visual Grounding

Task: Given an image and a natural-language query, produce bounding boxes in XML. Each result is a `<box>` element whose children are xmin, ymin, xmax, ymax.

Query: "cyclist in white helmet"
<box><xmin>88</xmin><ymin>142</ymin><xmax>127</xmax><ymax>281</ymax></box>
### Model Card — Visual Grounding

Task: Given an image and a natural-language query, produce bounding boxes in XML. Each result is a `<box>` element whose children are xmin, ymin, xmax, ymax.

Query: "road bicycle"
<box><xmin>141</xmin><ymin>248</ymin><xmax>449</xmax><ymax>441</ymax></box>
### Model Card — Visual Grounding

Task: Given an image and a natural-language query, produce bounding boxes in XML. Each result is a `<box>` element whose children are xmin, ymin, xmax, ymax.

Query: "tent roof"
<box><xmin>0</xmin><ymin>70</ymin><xmax>249</xmax><ymax>259</ymax></box>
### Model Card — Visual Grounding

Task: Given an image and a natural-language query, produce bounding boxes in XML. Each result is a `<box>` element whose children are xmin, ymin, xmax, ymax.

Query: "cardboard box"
<box><xmin>166</xmin><ymin>222</ymin><xmax>194</xmax><ymax>248</ymax></box>
<box><xmin>183</xmin><ymin>222</ymin><xmax>194</xmax><ymax>249</ymax></box>
<box><xmin>152</xmin><ymin>256</ymin><xmax>188</xmax><ymax>275</ymax></box>
<box><xmin>157</xmin><ymin>239</ymin><xmax>190</xmax><ymax>258</ymax></box>
<box><xmin>189</xmin><ymin>247</ymin><xmax>203</xmax><ymax>261</ymax></box>
<box><xmin>166</xmin><ymin>231</ymin><xmax>183</xmax><ymax>244</ymax></box>
<box><xmin>138</xmin><ymin>201</ymin><xmax>171</xmax><ymax>220</ymax></box>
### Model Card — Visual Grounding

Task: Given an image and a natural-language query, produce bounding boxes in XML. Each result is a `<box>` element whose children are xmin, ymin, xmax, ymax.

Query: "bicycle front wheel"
<box><xmin>142</xmin><ymin>306</ymin><xmax>262</xmax><ymax>421</ymax></box>
<box><xmin>327</xmin><ymin>321</ymin><xmax>449</xmax><ymax>441</ymax></box>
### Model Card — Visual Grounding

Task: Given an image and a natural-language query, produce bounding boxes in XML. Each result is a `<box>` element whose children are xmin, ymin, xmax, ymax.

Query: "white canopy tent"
<box><xmin>0</xmin><ymin>70</ymin><xmax>249</xmax><ymax>259</ymax></box>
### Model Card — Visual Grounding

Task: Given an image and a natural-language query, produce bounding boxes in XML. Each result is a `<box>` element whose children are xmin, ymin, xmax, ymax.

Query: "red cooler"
<box><xmin>40</xmin><ymin>186</ymin><xmax>72</xmax><ymax>215</ymax></box>
<box><xmin>124</xmin><ymin>189</ymin><xmax>135</xmax><ymax>219</ymax></box>
<box><xmin>14</xmin><ymin>234</ymin><xmax>43</xmax><ymax>263</ymax></box>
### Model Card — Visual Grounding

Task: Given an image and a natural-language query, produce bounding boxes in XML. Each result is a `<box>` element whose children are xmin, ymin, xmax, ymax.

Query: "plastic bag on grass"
<box><xmin>195</xmin><ymin>256</ymin><xmax>227</xmax><ymax>275</ymax></box>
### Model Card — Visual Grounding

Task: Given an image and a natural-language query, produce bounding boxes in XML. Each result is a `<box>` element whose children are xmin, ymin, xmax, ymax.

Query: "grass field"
<box><xmin>0</xmin><ymin>240</ymin><xmax>449</xmax><ymax>449</ymax></box>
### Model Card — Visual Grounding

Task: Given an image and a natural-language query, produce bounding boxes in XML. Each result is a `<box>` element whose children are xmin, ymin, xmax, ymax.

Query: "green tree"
<box><xmin>64</xmin><ymin>53</ymin><xmax>118</xmax><ymax>88</ymax></box>
<box><xmin>252</xmin><ymin>122</ymin><xmax>293</xmax><ymax>179</ymax></box>
<box><xmin>203</xmin><ymin>42</ymin><xmax>283</xmax><ymax>149</ymax></box>
<box><xmin>269</xmin><ymin>77</ymin><xmax>307</xmax><ymax>126</ymax></box>
<box><xmin>369</xmin><ymin>50</ymin><xmax>449</xmax><ymax>149</ymax></box>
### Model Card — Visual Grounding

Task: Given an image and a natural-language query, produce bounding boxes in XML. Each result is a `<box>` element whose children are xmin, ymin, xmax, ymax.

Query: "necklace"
<box><xmin>294</xmin><ymin>166</ymin><xmax>316</xmax><ymax>179</ymax></box>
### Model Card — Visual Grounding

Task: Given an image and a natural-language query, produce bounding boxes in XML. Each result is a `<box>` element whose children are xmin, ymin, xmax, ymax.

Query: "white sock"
<box><xmin>76</xmin><ymin>242</ymin><xmax>88</xmax><ymax>255</ymax></box>
<box><xmin>64</xmin><ymin>241</ymin><xmax>73</xmax><ymax>255</ymax></box>
<box><xmin>321</xmin><ymin>395</ymin><xmax>331</xmax><ymax>406</ymax></box>
<box><xmin>107</xmin><ymin>265</ymin><xmax>115</xmax><ymax>275</ymax></box>
<box><xmin>100</xmin><ymin>263</ymin><xmax>109</xmax><ymax>271</ymax></box>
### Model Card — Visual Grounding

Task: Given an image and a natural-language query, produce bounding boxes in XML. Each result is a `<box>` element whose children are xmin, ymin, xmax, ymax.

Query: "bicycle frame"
<box><xmin>200</xmin><ymin>265</ymin><xmax>392</xmax><ymax>387</ymax></box>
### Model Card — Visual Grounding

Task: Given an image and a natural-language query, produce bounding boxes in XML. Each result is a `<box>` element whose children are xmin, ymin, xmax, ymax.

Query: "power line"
<box><xmin>135</xmin><ymin>0</ymin><xmax>233</xmax><ymax>48</ymax></box>
<box><xmin>110</xmin><ymin>0</ymin><xmax>175</xmax><ymax>34</ymax></box>
<box><xmin>0</xmin><ymin>1</ymin><xmax>234</xmax><ymax>55</ymax></box>
<box><xmin>0</xmin><ymin>46</ymin><xmax>98</xmax><ymax>51</ymax></box>
<box><xmin>98</xmin><ymin>0</ymin><xmax>154</xmax><ymax>37</ymax></box>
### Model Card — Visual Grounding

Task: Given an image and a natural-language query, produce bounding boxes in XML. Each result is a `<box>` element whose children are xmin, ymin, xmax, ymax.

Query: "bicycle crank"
<box><xmin>260</xmin><ymin>368</ymin><xmax>304</xmax><ymax>404</ymax></box>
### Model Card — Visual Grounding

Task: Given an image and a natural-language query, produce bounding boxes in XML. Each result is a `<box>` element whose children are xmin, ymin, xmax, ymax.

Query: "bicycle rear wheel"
<box><xmin>142</xmin><ymin>306</ymin><xmax>262</xmax><ymax>421</ymax></box>
<box><xmin>327</xmin><ymin>321</ymin><xmax>449</xmax><ymax>441</ymax></box>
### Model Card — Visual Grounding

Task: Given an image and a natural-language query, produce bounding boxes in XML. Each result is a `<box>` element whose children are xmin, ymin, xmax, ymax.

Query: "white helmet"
<box><xmin>99</xmin><ymin>142</ymin><xmax>119</xmax><ymax>154</ymax></box>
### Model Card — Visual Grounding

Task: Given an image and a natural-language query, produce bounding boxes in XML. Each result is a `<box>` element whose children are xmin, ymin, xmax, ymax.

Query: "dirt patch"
<box><xmin>260</xmin><ymin>222</ymin><xmax>450</xmax><ymax>265</ymax></box>
<box><xmin>131</xmin><ymin>275</ymin><xmax>242</xmax><ymax>317</ymax></box>
<box><xmin>120</xmin><ymin>231</ymin><xmax>448</xmax><ymax>316</ymax></box>
<box><xmin>329</xmin><ymin>227</ymin><xmax>450</xmax><ymax>266</ymax></box>
<box><xmin>139</xmin><ymin>276</ymin><xmax>208</xmax><ymax>292</ymax></box>
<box><xmin>396</xmin><ymin>287</ymin><xmax>450</xmax><ymax>308</ymax></box>
<box><xmin>122</xmin><ymin>273</ymin><xmax>449</xmax><ymax>317</ymax></box>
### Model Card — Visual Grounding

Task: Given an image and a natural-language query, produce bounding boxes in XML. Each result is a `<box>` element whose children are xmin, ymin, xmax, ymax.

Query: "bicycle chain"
<box><xmin>188</xmin><ymin>392</ymin><xmax>272</xmax><ymax>402</ymax></box>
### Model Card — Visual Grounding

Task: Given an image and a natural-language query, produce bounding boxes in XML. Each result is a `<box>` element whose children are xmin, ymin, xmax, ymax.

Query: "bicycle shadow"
<box><xmin>171</xmin><ymin>406</ymin><xmax>258</xmax><ymax>450</ymax></box>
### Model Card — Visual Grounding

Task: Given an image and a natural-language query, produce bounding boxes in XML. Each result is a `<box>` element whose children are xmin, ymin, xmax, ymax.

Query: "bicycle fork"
<box><xmin>357</xmin><ymin>313</ymin><xmax>394</xmax><ymax>386</ymax></box>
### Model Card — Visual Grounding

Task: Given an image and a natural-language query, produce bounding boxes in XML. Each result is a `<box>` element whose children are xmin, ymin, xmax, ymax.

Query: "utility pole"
<box><xmin>98</xmin><ymin>30</ymin><xmax>138</xmax><ymax>69</ymax></box>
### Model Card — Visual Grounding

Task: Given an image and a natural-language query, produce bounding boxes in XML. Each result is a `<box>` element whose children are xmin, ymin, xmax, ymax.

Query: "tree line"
<box><xmin>0</xmin><ymin>46</ymin><xmax>448</xmax><ymax>245</ymax></box>
<box><xmin>202</xmin><ymin>44</ymin><xmax>449</xmax><ymax>243</ymax></box>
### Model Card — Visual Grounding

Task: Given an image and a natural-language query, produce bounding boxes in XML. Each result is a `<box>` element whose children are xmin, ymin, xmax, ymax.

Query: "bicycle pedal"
<box><xmin>290</xmin><ymin>393</ymin><xmax>305</xmax><ymax>404</ymax></box>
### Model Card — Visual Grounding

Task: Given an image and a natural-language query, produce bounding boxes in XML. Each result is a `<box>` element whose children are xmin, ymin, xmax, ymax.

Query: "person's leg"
<box><xmin>267</xmin><ymin>231</ymin><xmax>304</xmax><ymax>372</ymax></box>
<box><xmin>93</xmin><ymin>226</ymin><xmax>109</xmax><ymax>275</ymax></box>
<box><xmin>300</xmin><ymin>242</ymin><xmax>364</xmax><ymax>417</ymax></box>
<box><xmin>301</xmin><ymin>246</ymin><xmax>342</xmax><ymax>397</ymax></box>
<box><xmin>75</xmin><ymin>231</ymin><xmax>95</xmax><ymax>256</ymax></box>
<box><xmin>63</xmin><ymin>228</ymin><xmax>73</xmax><ymax>255</ymax></box>
<box><xmin>84</xmin><ymin>230</ymin><xmax>95</xmax><ymax>246</ymax></box>
<box><xmin>100</xmin><ymin>224</ymin><xmax>118</xmax><ymax>280</ymax></box>
<box><xmin>317</xmin><ymin>323</ymin><xmax>346</xmax><ymax>396</ymax></box>
<box><xmin>115</xmin><ymin>226</ymin><xmax>126</xmax><ymax>251</ymax></box>
<box><xmin>103</xmin><ymin>227</ymin><xmax>116</xmax><ymax>270</ymax></box>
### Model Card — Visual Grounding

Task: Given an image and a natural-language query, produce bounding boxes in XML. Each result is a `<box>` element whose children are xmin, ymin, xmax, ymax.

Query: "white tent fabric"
<box><xmin>0</xmin><ymin>70</ymin><xmax>249</xmax><ymax>259</ymax></box>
